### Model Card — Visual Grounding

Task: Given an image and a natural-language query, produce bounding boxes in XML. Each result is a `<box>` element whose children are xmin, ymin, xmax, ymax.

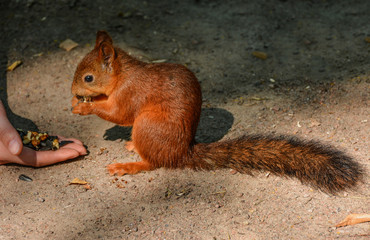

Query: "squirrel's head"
<box><xmin>72</xmin><ymin>31</ymin><xmax>118</xmax><ymax>101</ymax></box>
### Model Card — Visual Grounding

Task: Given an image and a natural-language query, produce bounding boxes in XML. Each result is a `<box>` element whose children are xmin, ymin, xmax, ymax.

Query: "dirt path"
<box><xmin>1</xmin><ymin>1</ymin><xmax>369</xmax><ymax>239</ymax></box>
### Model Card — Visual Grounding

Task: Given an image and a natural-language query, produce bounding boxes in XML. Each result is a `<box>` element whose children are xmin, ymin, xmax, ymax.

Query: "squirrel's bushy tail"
<box><xmin>192</xmin><ymin>135</ymin><xmax>364</xmax><ymax>193</ymax></box>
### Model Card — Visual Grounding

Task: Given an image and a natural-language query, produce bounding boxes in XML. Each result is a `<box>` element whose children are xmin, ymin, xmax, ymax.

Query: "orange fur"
<box><xmin>71</xmin><ymin>31</ymin><xmax>363</xmax><ymax>193</ymax></box>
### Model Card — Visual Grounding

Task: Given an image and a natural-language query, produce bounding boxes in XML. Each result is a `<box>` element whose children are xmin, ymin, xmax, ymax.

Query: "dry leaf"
<box><xmin>33</xmin><ymin>52</ymin><xmax>44</xmax><ymax>57</ymax></box>
<box><xmin>70</xmin><ymin>178</ymin><xmax>88</xmax><ymax>185</ymax></box>
<box><xmin>7</xmin><ymin>60</ymin><xmax>22</xmax><ymax>71</ymax></box>
<box><xmin>151</xmin><ymin>59</ymin><xmax>167</xmax><ymax>63</ymax></box>
<box><xmin>336</xmin><ymin>213</ymin><xmax>370</xmax><ymax>228</ymax></box>
<box><xmin>252</xmin><ymin>51</ymin><xmax>268</xmax><ymax>60</ymax></box>
<box><xmin>365</xmin><ymin>37</ymin><xmax>370</xmax><ymax>43</ymax></box>
<box><xmin>249</xmin><ymin>97</ymin><xmax>269</xmax><ymax>101</ymax></box>
<box><xmin>59</xmin><ymin>39</ymin><xmax>79</xmax><ymax>51</ymax></box>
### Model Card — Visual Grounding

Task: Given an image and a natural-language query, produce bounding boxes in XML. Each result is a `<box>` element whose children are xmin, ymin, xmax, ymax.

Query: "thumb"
<box><xmin>0</xmin><ymin>101</ymin><xmax>22</xmax><ymax>155</ymax></box>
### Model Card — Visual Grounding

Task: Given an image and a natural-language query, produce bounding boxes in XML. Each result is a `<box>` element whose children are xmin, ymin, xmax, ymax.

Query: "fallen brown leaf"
<box><xmin>252</xmin><ymin>51</ymin><xmax>268</xmax><ymax>60</ymax></box>
<box><xmin>336</xmin><ymin>213</ymin><xmax>370</xmax><ymax>228</ymax></box>
<box><xmin>59</xmin><ymin>39</ymin><xmax>79</xmax><ymax>51</ymax></box>
<box><xmin>70</xmin><ymin>178</ymin><xmax>88</xmax><ymax>185</ymax></box>
<box><xmin>7</xmin><ymin>60</ymin><xmax>22</xmax><ymax>71</ymax></box>
<box><xmin>249</xmin><ymin>96</ymin><xmax>269</xmax><ymax>101</ymax></box>
<box><xmin>151</xmin><ymin>59</ymin><xmax>167</xmax><ymax>63</ymax></box>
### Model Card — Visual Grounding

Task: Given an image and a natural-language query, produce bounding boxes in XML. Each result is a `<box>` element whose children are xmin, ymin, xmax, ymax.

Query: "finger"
<box><xmin>17</xmin><ymin>147</ymin><xmax>80</xmax><ymax>167</ymax></box>
<box><xmin>0</xmin><ymin>101</ymin><xmax>22</xmax><ymax>155</ymax></box>
<box><xmin>56</xmin><ymin>136</ymin><xmax>87</xmax><ymax>155</ymax></box>
<box><xmin>60</xmin><ymin>141</ymin><xmax>87</xmax><ymax>155</ymax></box>
<box><xmin>0</xmin><ymin>160</ymin><xmax>10</xmax><ymax>165</ymax></box>
<box><xmin>35</xmin><ymin>148</ymin><xmax>81</xmax><ymax>167</ymax></box>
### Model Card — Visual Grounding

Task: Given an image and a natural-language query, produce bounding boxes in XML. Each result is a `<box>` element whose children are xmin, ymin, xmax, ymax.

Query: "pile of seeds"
<box><xmin>77</xmin><ymin>96</ymin><xmax>92</xmax><ymax>103</ymax></box>
<box><xmin>17</xmin><ymin>129</ymin><xmax>60</xmax><ymax>151</ymax></box>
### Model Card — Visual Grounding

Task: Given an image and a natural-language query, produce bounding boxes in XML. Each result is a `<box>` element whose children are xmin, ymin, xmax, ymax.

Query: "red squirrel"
<box><xmin>71</xmin><ymin>31</ymin><xmax>363</xmax><ymax>193</ymax></box>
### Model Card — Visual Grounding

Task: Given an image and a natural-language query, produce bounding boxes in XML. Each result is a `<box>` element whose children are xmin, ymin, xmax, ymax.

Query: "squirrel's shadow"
<box><xmin>103</xmin><ymin>108</ymin><xmax>234</xmax><ymax>143</ymax></box>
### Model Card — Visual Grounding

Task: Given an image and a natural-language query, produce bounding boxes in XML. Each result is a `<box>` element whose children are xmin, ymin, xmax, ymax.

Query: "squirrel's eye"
<box><xmin>84</xmin><ymin>75</ymin><xmax>94</xmax><ymax>83</ymax></box>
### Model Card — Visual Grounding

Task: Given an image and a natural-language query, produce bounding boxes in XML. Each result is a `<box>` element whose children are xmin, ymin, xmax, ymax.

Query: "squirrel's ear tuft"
<box><xmin>99</xmin><ymin>42</ymin><xmax>116</xmax><ymax>70</ymax></box>
<box><xmin>95</xmin><ymin>31</ymin><xmax>113</xmax><ymax>48</ymax></box>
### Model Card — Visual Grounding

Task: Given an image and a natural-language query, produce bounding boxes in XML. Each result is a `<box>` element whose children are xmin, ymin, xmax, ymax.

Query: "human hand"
<box><xmin>0</xmin><ymin>136</ymin><xmax>87</xmax><ymax>167</ymax></box>
<box><xmin>0</xmin><ymin>100</ymin><xmax>23</xmax><ymax>156</ymax></box>
<box><xmin>0</xmin><ymin>100</ymin><xmax>87</xmax><ymax>167</ymax></box>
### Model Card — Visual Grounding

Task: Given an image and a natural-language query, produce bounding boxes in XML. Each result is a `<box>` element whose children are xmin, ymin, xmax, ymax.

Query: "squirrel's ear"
<box><xmin>95</xmin><ymin>31</ymin><xmax>113</xmax><ymax>48</ymax></box>
<box><xmin>99</xmin><ymin>42</ymin><xmax>116</xmax><ymax>69</ymax></box>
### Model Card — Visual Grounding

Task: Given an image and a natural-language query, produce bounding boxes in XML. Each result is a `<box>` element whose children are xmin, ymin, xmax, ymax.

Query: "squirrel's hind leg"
<box><xmin>107</xmin><ymin>160</ymin><xmax>154</xmax><ymax>176</ymax></box>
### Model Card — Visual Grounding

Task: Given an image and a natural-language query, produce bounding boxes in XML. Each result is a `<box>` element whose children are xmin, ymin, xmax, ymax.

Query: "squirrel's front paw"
<box><xmin>71</xmin><ymin>97</ymin><xmax>93</xmax><ymax>115</ymax></box>
<box><xmin>72</xmin><ymin>103</ymin><xmax>93</xmax><ymax>115</ymax></box>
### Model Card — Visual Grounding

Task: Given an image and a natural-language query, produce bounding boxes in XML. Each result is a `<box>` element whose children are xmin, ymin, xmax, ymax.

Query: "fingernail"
<box><xmin>9</xmin><ymin>139</ymin><xmax>21</xmax><ymax>155</ymax></box>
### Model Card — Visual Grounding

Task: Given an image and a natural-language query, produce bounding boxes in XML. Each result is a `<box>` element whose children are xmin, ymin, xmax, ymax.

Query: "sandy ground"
<box><xmin>0</xmin><ymin>0</ymin><xmax>369</xmax><ymax>239</ymax></box>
